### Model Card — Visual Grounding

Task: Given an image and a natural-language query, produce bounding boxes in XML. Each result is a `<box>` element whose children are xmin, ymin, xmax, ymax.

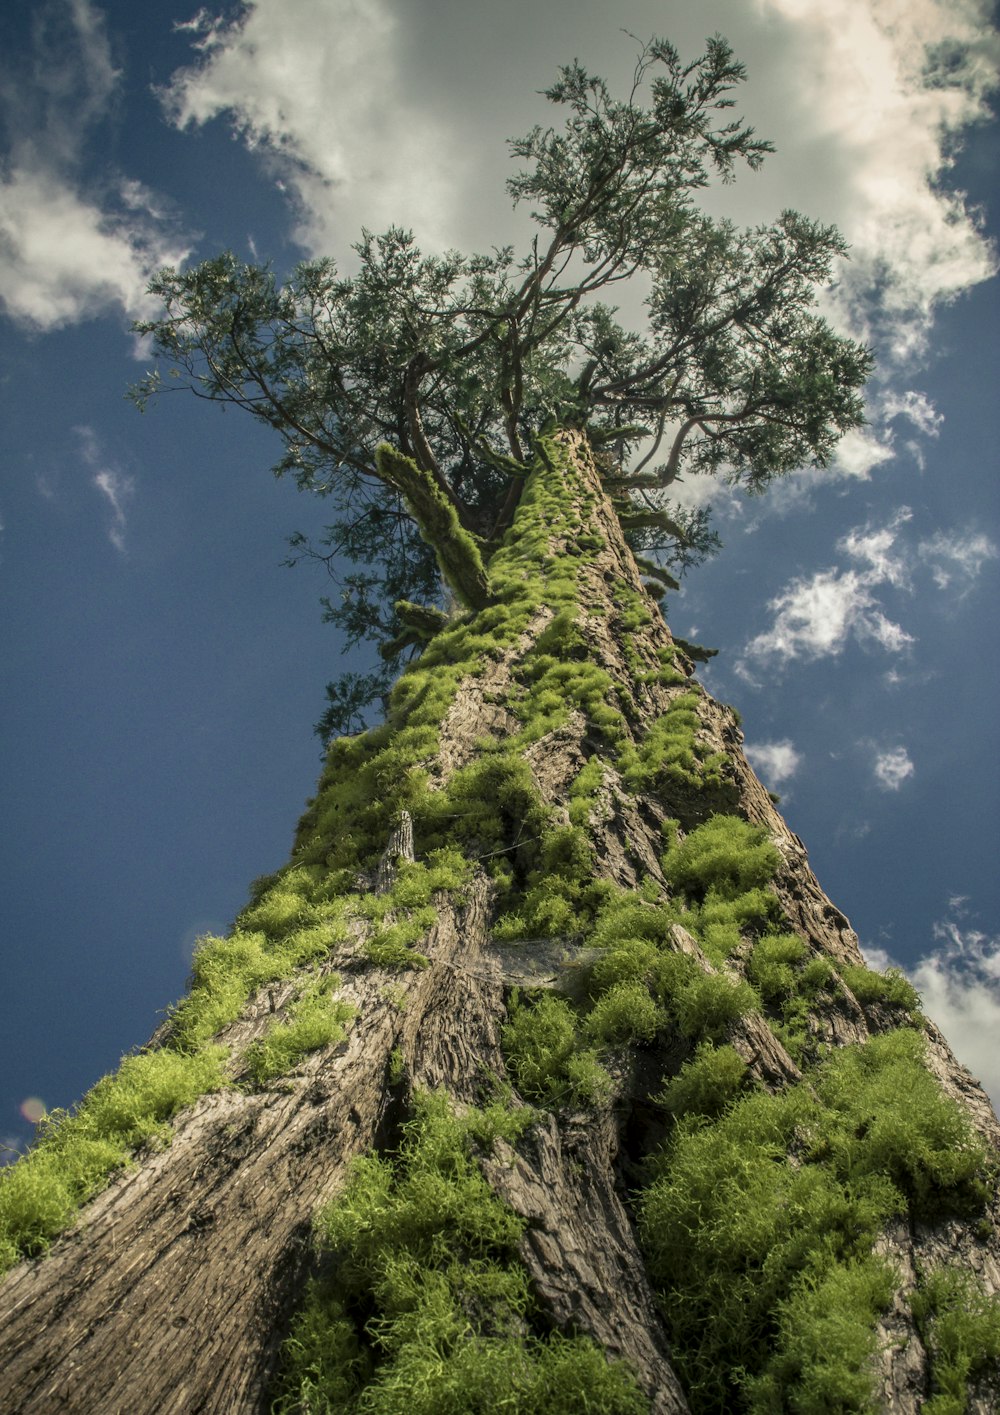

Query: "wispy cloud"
<box><xmin>0</xmin><ymin>0</ymin><xmax>189</xmax><ymax>333</ymax></box>
<box><xmin>919</xmin><ymin>529</ymin><xmax>999</xmax><ymax>591</ymax></box>
<box><xmin>872</xmin><ymin>745</ymin><xmax>914</xmax><ymax>790</ymax></box>
<box><xmin>738</xmin><ymin>505</ymin><xmax>995</xmax><ymax>677</ymax></box>
<box><xmin>76</xmin><ymin>425</ymin><xmax>133</xmax><ymax>552</ymax></box>
<box><xmin>864</xmin><ymin>905</ymin><xmax>1000</xmax><ymax>1104</ymax></box>
<box><xmin>744</xmin><ymin>739</ymin><xmax>802</xmax><ymax>788</ymax></box>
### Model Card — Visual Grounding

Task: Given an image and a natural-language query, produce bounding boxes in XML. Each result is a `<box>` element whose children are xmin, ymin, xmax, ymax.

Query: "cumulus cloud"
<box><xmin>0</xmin><ymin>0</ymin><xmax>189</xmax><ymax>332</ymax></box>
<box><xmin>739</xmin><ymin>503</ymin><xmax>995</xmax><ymax>676</ymax></box>
<box><xmin>864</xmin><ymin>911</ymin><xmax>1000</xmax><ymax>1104</ymax></box>
<box><xmin>738</xmin><ymin>564</ymin><xmax>914</xmax><ymax>673</ymax></box>
<box><xmin>163</xmin><ymin>0</ymin><xmax>471</xmax><ymax>254</ymax></box>
<box><xmin>758</xmin><ymin>0</ymin><xmax>999</xmax><ymax>364</ymax></box>
<box><xmin>872</xmin><ymin>745</ymin><xmax>914</xmax><ymax>790</ymax></box>
<box><xmin>743</xmin><ymin>739</ymin><xmax>802</xmax><ymax>788</ymax></box>
<box><xmin>76</xmin><ymin>425</ymin><xmax>134</xmax><ymax>552</ymax></box>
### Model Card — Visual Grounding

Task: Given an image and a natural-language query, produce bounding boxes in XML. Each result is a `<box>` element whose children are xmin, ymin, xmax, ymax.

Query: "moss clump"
<box><xmin>657</xmin><ymin>1042</ymin><xmax>748</xmax><ymax>1119</ymax></box>
<box><xmin>0</xmin><ymin>1046</ymin><xmax>226</xmax><ymax>1267</ymax></box>
<box><xmin>911</xmin><ymin>1266</ymin><xmax>1000</xmax><ymax>1414</ymax></box>
<box><xmin>663</xmin><ymin>815</ymin><xmax>781</xmax><ymax>901</ymax></box>
<box><xmin>841</xmin><ymin>963</ymin><xmax>921</xmax><ymax>1012</ymax></box>
<box><xmin>245</xmin><ymin>975</ymin><xmax>355</xmax><ymax>1085</ymax></box>
<box><xmin>501</xmin><ymin>993</ymin><xmax>612</xmax><ymax>1107</ymax></box>
<box><xmin>639</xmin><ymin>1025</ymin><xmax>994</xmax><ymax>1412</ymax></box>
<box><xmin>272</xmin><ymin>1091</ymin><xmax>646</xmax><ymax>1414</ymax></box>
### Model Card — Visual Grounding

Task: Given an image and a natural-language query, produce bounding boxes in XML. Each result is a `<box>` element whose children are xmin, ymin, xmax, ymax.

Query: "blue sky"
<box><xmin>1</xmin><ymin>0</ymin><xmax>998</xmax><ymax>1160</ymax></box>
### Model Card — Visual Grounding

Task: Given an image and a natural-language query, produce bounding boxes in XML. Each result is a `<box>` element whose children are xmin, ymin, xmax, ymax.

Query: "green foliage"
<box><xmin>663</xmin><ymin>815</ymin><xmax>782</xmax><ymax>900</ymax></box>
<box><xmin>841</xmin><ymin>963</ymin><xmax>921</xmax><ymax>1012</ymax></box>
<box><xmin>0</xmin><ymin>1047</ymin><xmax>226</xmax><ymax>1269</ymax></box>
<box><xmin>245</xmin><ymin>975</ymin><xmax>355</xmax><ymax>1085</ymax></box>
<box><xmin>911</xmin><ymin>1266</ymin><xmax>1000</xmax><ymax>1413</ymax></box>
<box><xmin>273</xmin><ymin>1092</ymin><xmax>645</xmax><ymax>1413</ymax></box>
<box><xmin>658</xmin><ymin>1043</ymin><xmax>748</xmax><ymax>1119</ymax></box>
<box><xmin>135</xmin><ymin>34</ymin><xmax>871</xmax><ymax>704</ymax></box>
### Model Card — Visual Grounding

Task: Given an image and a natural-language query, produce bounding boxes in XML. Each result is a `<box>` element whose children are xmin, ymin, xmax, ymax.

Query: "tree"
<box><xmin>1</xmin><ymin>36</ymin><xmax>997</xmax><ymax>1415</ymax></box>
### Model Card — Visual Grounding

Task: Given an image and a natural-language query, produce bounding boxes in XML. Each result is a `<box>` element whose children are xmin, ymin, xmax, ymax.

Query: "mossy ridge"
<box><xmin>911</xmin><ymin>1265</ymin><xmax>1000</xmax><ymax>1413</ymax></box>
<box><xmin>0</xmin><ymin>436</ymin><xmax>610</xmax><ymax>1275</ymax></box>
<box><xmin>639</xmin><ymin>1028</ymin><xmax>993</xmax><ymax>1412</ymax></box>
<box><xmin>492</xmin><ymin>807</ymin><xmax>994</xmax><ymax>1413</ymax></box>
<box><xmin>271</xmin><ymin>1090</ymin><xmax>648</xmax><ymax>1414</ymax></box>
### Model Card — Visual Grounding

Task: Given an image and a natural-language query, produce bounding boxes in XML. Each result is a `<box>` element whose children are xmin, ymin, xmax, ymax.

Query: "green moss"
<box><xmin>747</xmin><ymin>1258</ymin><xmax>898</xmax><ymax>1413</ymax></box>
<box><xmin>585</xmin><ymin>981</ymin><xmax>666</xmax><ymax>1046</ymax></box>
<box><xmin>748</xmin><ymin>934</ymin><xmax>809</xmax><ymax>1003</ymax></box>
<box><xmin>911</xmin><ymin>1266</ymin><xmax>1000</xmax><ymax>1413</ymax></box>
<box><xmin>273</xmin><ymin>1091</ymin><xmax>645</xmax><ymax>1413</ymax></box>
<box><xmin>658</xmin><ymin>1043</ymin><xmax>748</xmax><ymax>1119</ymax></box>
<box><xmin>245</xmin><ymin>975</ymin><xmax>355</xmax><ymax>1085</ymax></box>
<box><xmin>841</xmin><ymin>963</ymin><xmax>921</xmax><ymax>1012</ymax></box>
<box><xmin>663</xmin><ymin>815</ymin><xmax>782</xmax><ymax>901</ymax></box>
<box><xmin>0</xmin><ymin>1046</ymin><xmax>226</xmax><ymax>1267</ymax></box>
<box><xmin>501</xmin><ymin>993</ymin><xmax>611</xmax><ymax>1106</ymax></box>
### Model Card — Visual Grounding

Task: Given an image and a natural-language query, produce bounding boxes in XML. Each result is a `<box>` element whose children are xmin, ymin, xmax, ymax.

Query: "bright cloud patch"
<box><xmin>0</xmin><ymin>169</ymin><xmax>186</xmax><ymax>331</ymax></box>
<box><xmin>163</xmin><ymin>0</ymin><xmax>467</xmax><ymax>253</ymax></box>
<box><xmin>0</xmin><ymin>0</ymin><xmax>189</xmax><ymax>333</ymax></box>
<box><xmin>739</xmin><ymin>565</ymin><xmax>913</xmax><ymax>672</ymax></box>
<box><xmin>739</xmin><ymin>502</ymin><xmax>995</xmax><ymax>675</ymax></box>
<box><xmin>872</xmin><ymin>745</ymin><xmax>914</xmax><ymax>790</ymax></box>
<box><xmin>864</xmin><ymin>914</ymin><xmax>1000</xmax><ymax>1105</ymax></box>
<box><xmin>760</xmin><ymin>0</ymin><xmax>999</xmax><ymax>363</ymax></box>
<box><xmin>743</xmin><ymin>739</ymin><xmax>802</xmax><ymax>788</ymax></box>
<box><xmin>919</xmin><ymin>529</ymin><xmax>999</xmax><ymax>590</ymax></box>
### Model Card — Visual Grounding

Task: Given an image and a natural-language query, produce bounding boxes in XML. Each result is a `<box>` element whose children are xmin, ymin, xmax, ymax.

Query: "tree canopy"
<box><xmin>132</xmin><ymin>34</ymin><xmax>871</xmax><ymax>732</ymax></box>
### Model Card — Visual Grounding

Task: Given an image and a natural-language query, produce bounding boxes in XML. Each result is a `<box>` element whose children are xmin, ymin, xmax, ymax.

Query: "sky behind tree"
<box><xmin>1</xmin><ymin>0</ymin><xmax>998</xmax><ymax>1161</ymax></box>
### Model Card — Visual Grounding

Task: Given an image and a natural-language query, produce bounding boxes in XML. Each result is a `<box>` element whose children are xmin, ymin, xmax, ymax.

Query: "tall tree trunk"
<box><xmin>1</xmin><ymin>431</ymin><xmax>997</xmax><ymax>1414</ymax></box>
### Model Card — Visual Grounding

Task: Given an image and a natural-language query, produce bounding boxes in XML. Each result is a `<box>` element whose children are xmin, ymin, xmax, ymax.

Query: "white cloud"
<box><xmin>0</xmin><ymin>0</ymin><xmax>190</xmax><ymax>333</ymax></box>
<box><xmin>758</xmin><ymin>0</ymin><xmax>999</xmax><ymax>363</ymax></box>
<box><xmin>872</xmin><ymin>745</ymin><xmax>914</xmax><ymax>790</ymax></box>
<box><xmin>864</xmin><ymin>913</ymin><xmax>1000</xmax><ymax>1105</ymax></box>
<box><xmin>744</xmin><ymin>739</ymin><xmax>802</xmax><ymax>787</ymax></box>
<box><xmin>918</xmin><ymin>529</ymin><xmax>999</xmax><ymax>590</ymax></box>
<box><xmin>739</xmin><ymin>565</ymin><xmax>914</xmax><ymax>672</ymax></box>
<box><xmin>162</xmin><ymin>0</ymin><xmax>471</xmax><ymax>255</ymax></box>
<box><xmin>0</xmin><ymin>168</ymin><xmax>187</xmax><ymax>331</ymax></box>
<box><xmin>839</xmin><ymin>506</ymin><xmax>912</xmax><ymax>586</ymax></box>
<box><xmin>739</xmin><ymin>501</ymin><xmax>995</xmax><ymax>675</ymax></box>
<box><xmin>829</xmin><ymin>427</ymin><xmax>896</xmax><ymax>480</ymax></box>
<box><xmin>76</xmin><ymin>425</ymin><xmax>134</xmax><ymax>552</ymax></box>
<box><xmin>881</xmin><ymin>390</ymin><xmax>944</xmax><ymax>438</ymax></box>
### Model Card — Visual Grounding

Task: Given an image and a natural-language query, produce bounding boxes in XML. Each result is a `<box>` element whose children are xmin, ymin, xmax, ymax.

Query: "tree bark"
<box><xmin>1</xmin><ymin>430</ymin><xmax>997</xmax><ymax>1414</ymax></box>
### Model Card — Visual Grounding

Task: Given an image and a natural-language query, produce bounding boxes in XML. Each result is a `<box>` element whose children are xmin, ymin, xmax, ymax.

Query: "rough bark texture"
<box><xmin>1</xmin><ymin>430</ymin><xmax>997</xmax><ymax>1413</ymax></box>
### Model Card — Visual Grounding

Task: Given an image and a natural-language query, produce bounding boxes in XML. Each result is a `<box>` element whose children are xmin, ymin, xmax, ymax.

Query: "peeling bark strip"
<box><xmin>2</xmin><ymin>431</ymin><xmax>999</xmax><ymax>1414</ymax></box>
